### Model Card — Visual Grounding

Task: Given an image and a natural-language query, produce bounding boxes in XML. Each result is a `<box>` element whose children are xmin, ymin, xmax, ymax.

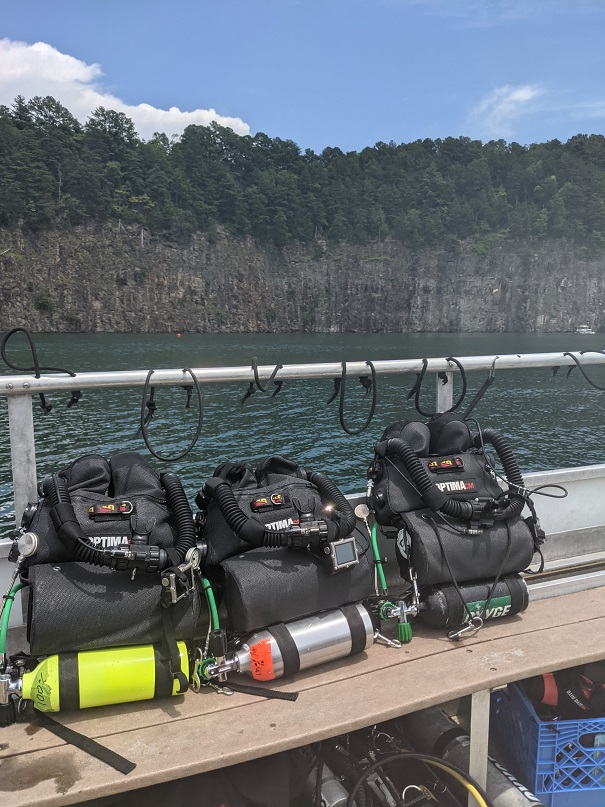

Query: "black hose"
<box><xmin>161</xmin><ymin>472</ymin><xmax>197</xmax><ymax>562</ymax></box>
<box><xmin>202</xmin><ymin>478</ymin><xmax>304</xmax><ymax>548</ymax></box>
<box><xmin>345</xmin><ymin>751</ymin><xmax>495</xmax><ymax>807</ymax></box>
<box><xmin>377</xmin><ymin>435</ymin><xmax>524</xmax><ymax>522</ymax></box>
<box><xmin>44</xmin><ymin>474</ymin><xmax>105</xmax><ymax>565</ymax></box>
<box><xmin>203</xmin><ymin>478</ymin><xmax>266</xmax><ymax>548</ymax></box>
<box><xmin>475</xmin><ymin>429</ymin><xmax>526</xmax><ymax>520</ymax></box>
<box><xmin>74</xmin><ymin>539</ymin><xmax>106</xmax><ymax>566</ymax></box>
<box><xmin>307</xmin><ymin>471</ymin><xmax>356</xmax><ymax>537</ymax></box>
<box><xmin>477</xmin><ymin>429</ymin><xmax>523</xmax><ymax>487</ymax></box>
<box><xmin>376</xmin><ymin>439</ymin><xmax>451</xmax><ymax>514</ymax></box>
<box><xmin>202</xmin><ymin>472</ymin><xmax>355</xmax><ymax>548</ymax></box>
<box><xmin>325</xmin><ymin>744</ymin><xmax>369</xmax><ymax>807</ymax></box>
<box><xmin>43</xmin><ymin>471</ymin><xmax>193</xmax><ymax>572</ymax></box>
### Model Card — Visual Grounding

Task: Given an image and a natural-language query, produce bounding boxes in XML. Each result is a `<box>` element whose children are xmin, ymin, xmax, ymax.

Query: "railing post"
<box><xmin>2</xmin><ymin>394</ymin><xmax>37</xmax><ymax>627</ymax></box>
<box><xmin>7</xmin><ymin>394</ymin><xmax>38</xmax><ymax>526</ymax></box>
<box><xmin>436</xmin><ymin>371</ymin><xmax>454</xmax><ymax>412</ymax></box>
<box><xmin>468</xmin><ymin>688</ymin><xmax>491</xmax><ymax>804</ymax></box>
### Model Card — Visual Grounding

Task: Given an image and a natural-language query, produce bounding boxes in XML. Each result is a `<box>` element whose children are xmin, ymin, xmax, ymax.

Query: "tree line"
<box><xmin>1</xmin><ymin>95</ymin><xmax>604</xmax><ymax>250</ymax></box>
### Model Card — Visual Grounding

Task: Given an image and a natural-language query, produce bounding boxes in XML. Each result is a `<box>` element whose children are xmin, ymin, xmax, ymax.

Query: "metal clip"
<box><xmin>374</xmin><ymin>630</ymin><xmax>402</xmax><ymax>648</ymax></box>
<box><xmin>203</xmin><ymin>680</ymin><xmax>234</xmax><ymax>696</ymax></box>
<box><xmin>190</xmin><ymin>647</ymin><xmax>203</xmax><ymax>693</ymax></box>
<box><xmin>160</xmin><ymin>561</ymin><xmax>195</xmax><ymax>606</ymax></box>
<box><xmin>447</xmin><ymin>616</ymin><xmax>483</xmax><ymax>641</ymax></box>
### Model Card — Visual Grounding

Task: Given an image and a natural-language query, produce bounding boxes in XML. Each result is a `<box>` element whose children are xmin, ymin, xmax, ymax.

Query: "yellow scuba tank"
<box><xmin>21</xmin><ymin>642</ymin><xmax>189</xmax><ymax>712</ymax></box>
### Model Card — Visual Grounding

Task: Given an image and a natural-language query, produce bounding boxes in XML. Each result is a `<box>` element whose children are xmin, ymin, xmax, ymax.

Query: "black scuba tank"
<box><xmin>418</xmin><ymin>574</ymin><xmax>529</xmax><ymax>629</ymax></box>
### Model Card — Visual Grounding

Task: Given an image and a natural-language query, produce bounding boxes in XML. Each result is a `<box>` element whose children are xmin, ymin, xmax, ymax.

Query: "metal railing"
<box><xmin>2</xmin><ymin>349</ymin><xmax>605</xmax><ymax>531</ymax></box>
<box><xmin>2</xmin><ymin>349</ymin><xmax>605</xmax><ymax>626</ymax></box>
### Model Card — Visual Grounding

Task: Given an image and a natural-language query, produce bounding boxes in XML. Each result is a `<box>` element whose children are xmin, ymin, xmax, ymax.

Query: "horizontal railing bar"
<box><xmin>1</xmin><ymin>351</ymin><xmax>604</xmax><ymax>395</ymax></box>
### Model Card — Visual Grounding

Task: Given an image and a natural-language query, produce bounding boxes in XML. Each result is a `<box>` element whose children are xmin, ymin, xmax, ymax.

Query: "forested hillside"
<box><xmin>2</xmin><ymin>95</ymin><xmax>605</xmax><ymax>251</ymax></box>
<box><xmin>2</xmin><ymin>95</ymin><xmax>605</xmax><ymax>334</ymax></box>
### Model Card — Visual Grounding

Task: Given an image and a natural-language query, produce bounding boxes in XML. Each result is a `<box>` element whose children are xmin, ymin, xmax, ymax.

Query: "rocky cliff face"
<box><xmin>1</xmin><ymin>225</ymin><xmax>603</xmax><ymax>332</ymax></box>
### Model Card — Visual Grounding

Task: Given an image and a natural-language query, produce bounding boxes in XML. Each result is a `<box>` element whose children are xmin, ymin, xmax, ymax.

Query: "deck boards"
<box><xmin>1</xmin><ymin>588</ymin><xmax>604</xmax><ymax>806</ymax></box>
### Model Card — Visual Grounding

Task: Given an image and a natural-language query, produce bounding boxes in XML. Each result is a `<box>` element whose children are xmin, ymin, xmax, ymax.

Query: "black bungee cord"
<box><xmin>240</xmin><ymin>382</ymin><xmax>255</xmax><ymax>406</ymax></box>
<box><xmin>0</xmin><ymin>327</ymin><xmax>81</xmax><ymax>412</ymax></box>
<box><xmin>182</xmin><ymin>384</ymin><xmax>193</xmax><ymax>408</ymax></box>
<box><xmin>326</xmin><ymin>377</ymin><xmax>342</xmax><ymax>404</ymax></box>
<box><xmin>138</xmin><ymin>368</ymin><xmax>203</xmax><ymax>462</ymax></box>
<box><xmin>251</xmin><ymin>356</ymin><xmax>283</xmax><ymax>393</ymax></box>
<box><xmin>241</xmin><ymin>357</ymin><xmax>283</xmax><ymax>404</ymax></box>
<box><xmin>336</xmin><ymin>360</ymin><xmax>377</xmax><ymax>435</ymax></box>
<box><xmin>462</xmin><ymin>355</ymin><xmax>498</xmax><ymax>420</ymax></box>
<box><xmin>563</xmin><ymin>350</ymin><xmax>605</xmax><ymax>390</ymax></box>
<box><xmin>407</xmin><ymin>357</ymin><xmax>467</xmax><ymax>418</ymax></box>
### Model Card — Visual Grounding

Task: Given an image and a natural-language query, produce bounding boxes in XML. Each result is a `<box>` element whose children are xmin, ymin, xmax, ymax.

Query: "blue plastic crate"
<box><xmin>491</xmin><ymin>683</ymin><xmax>605</xmax><ymax>807</ymax></box>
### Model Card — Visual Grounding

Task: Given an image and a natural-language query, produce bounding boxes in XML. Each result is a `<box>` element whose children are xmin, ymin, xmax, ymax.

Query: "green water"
<box><xmin>1</xmin><ymin>331</ymin><xmax>604</xmax><ymax>536</ymax></box>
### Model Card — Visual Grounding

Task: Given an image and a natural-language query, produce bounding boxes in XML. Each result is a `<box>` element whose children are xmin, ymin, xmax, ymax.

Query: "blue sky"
<box><xmin>1</xmin><ymin>0</ymin><xmax>604</xmax><ymax>152</ymax></box>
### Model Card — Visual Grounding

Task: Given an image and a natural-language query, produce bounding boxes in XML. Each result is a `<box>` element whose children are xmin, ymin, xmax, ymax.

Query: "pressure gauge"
<box><xmin>17</xmin><ymin>531</ymin><xmax>39</xmax><ymax>558</ymax></box>
<box><xmin>185</xmin><ymin>546</ymin><xmax>202</xmax><ymax>570</ymax></box>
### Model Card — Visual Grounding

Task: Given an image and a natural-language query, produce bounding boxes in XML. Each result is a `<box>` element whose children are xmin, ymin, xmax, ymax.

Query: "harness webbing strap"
<box><xmin>58</xmin><ymin>653</ymin><xmax>80</xmax><ymax>712</ymax></box>
<box><xmin>219</xmin><ymin>680</ymin><xmax>299</xmax><ymax>701</ymax></box>
<box><xmin>153</xmin><ymin>643</ymin><xmax>175</xmax><ymax>700</ymax></box>
<box><xmin>268</xmin><ymin>623</ymin><xmax>300</xmax><ymax>677</ymax></box>
<box><xmin>34</xmin><ymin>710</ymin><xmax>136</xmax><ymax>774</ymax></box>
<box><xmin>507</xmin><ymin>574</ymin><xmax>526</xmax><ymax>616</ymax></box>
<box><xmin>160</xmin><ymin>607</ymin><xmax>189</xmax><ymax>695</ymax></box>
<box><xmin>339</xmin><ymin>604</ymin><xmax>367</xmax><ymax>656</ymax></box>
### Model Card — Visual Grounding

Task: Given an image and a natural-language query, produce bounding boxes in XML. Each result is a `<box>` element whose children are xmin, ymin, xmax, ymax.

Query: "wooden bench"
<box><xmin>1</xmin><ymin>587</ymin><xmax>604</xmax><ymax>806</ymax></box>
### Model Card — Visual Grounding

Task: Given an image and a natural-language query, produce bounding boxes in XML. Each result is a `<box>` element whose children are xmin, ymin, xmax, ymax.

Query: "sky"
<box><xmin>1</xmin><ymin>0</ymin><xmax>605</xmax><ymax>154</ymax></box>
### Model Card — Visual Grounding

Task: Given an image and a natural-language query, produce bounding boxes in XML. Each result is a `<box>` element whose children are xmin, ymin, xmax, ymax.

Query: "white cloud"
<box><xmin>469</xmin><ymin>84</ymin><xmax>543</xmax><ymax>139</ymax></box>
<box><xmin>0</xmin><ymin>38</ymin><xmax>250</xmax><ymax>140</ymax></box>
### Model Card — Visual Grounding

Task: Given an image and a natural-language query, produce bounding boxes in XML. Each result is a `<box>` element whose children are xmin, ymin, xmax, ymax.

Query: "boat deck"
<box><xmin>1</xmin><ymin>354</ymin><xmax>605</xmax><ymax>804</ymax></box>
<box><xmin>2</xmin><ymin>587</ymin><xmax>604</xmax><ymax>806</ymax></box>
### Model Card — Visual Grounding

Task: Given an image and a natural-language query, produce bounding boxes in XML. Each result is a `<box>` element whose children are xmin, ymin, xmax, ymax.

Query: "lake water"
<box><xmin>1</xmin><ymin>331</ymin><xmax>604</xmax><ymax>537</ymax></box>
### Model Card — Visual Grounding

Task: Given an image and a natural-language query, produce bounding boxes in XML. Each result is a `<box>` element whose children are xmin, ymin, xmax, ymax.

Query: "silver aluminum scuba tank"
<box><xmin>305</xmin><ymin>762</ymin><xmax>350</xmax><ymax>807</ymax></box>
<box><xmin>202</xmin><ymin>603</ymin><xmax>375</xmax><ymax>683</ymax></box>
